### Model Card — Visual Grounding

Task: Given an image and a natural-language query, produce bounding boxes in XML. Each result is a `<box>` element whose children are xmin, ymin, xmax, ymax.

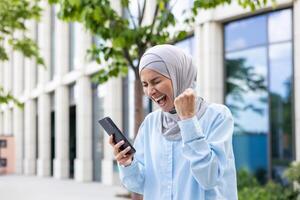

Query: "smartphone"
<box><xmin>98</xmin><ymin>116</ymin><xmax>136</xmax><ymax>155</ymax></box>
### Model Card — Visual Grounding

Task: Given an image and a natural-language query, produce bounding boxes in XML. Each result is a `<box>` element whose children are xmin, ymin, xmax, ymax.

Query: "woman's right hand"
<box><xmin>109</xmin><ymin>135</ymin><xmax>134</xmax><ymax>167</ymax></box>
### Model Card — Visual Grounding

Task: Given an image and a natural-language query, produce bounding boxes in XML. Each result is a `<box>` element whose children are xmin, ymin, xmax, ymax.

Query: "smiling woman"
<box><xmin>108</xmin><ymin>44</ymin><xmax>238</xmax><ymax>200</ymax></box>
<box><xmin>140</xmin><ymin>68</ymin><xmax>174</xmax><ymax>112</ymax></box>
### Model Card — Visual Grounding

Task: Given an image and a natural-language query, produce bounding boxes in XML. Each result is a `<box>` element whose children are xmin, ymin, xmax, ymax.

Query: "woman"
<box><xmin>109</xmin><ymin>44</ymin><xmax>238</xmax><ymax>199</ymax></box>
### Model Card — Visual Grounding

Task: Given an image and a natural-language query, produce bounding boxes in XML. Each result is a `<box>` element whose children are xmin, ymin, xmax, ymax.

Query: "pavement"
<box><xmin>0</xmin><ymin>175</ymin><xmax>129</xmax><ymax>200</ymax></box>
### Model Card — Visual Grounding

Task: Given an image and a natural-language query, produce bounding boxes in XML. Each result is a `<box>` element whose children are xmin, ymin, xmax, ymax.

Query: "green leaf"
<box><xmin>112</xmin><ymin>37</ymin><xmax>126</xmax><ymax>48</ymax></box>
<box><xmin>68</xmin><ymin>0</ymin><xmax>80</xmax><ymax>7</ymax></box>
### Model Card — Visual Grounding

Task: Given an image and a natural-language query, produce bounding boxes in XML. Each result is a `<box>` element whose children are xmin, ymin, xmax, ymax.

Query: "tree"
<box><xmin>0</xmin><ymin>0</ymin><xmax>44</xmax><ymax>106</ymax></box>
<box><xmin>48</xmin><ymin>0</ymin><xmax>275</xmax><ymax>199</ymax></box>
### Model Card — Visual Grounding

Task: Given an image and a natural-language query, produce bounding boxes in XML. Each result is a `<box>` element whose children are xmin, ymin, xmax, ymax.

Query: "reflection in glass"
<box><xmin>175</xmin><ymin>36</ymin><xmax>195</xmax><ymax>57</ymax></box>
<box><xmin>224</xmin><ymin>8</ymin><xmax>293</xmax><ymax>183</ymax></box>
<box><xmin>226</xmin><ymin>48</ymin><xmax>268</xmax><ymax>134</ymax></box>
<box><xmin>225</xmin><ymin>47</ymin><xmax>269</xmax><ymax>182</ymax></box>
<box><xmin>269</xmin><ymin>42</ymin><xmax>293</xmax><ymax>180</ymax></box>
<box><xmin>225</xmin><ymin>15</ymin><xmax>267</xmax><ymax>52</ymax></box>
<box><xmin>268</xmin><ymin>9</ymin><xmax>292</xmax><ymax>43</ymax></box>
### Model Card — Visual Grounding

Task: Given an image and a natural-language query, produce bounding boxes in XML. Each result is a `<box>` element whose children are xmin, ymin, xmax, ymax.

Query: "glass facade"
<box><xmin>224</xmin><ymin>9</ymin><xmax>293</xmax><ymax>182</ymax></box>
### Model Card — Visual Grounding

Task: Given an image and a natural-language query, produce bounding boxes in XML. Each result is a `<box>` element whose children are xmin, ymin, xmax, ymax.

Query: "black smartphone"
<box><xmin>98</xmin><ymin>116</ymin><xmax>136</xmax><ymax>155</ymax></box>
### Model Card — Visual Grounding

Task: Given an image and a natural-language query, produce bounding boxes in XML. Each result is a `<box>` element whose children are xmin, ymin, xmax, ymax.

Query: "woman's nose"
<box><xmin>147</xmin><ymin>85</ymin><xmax>156</xmax><ymax>96</ymax></box>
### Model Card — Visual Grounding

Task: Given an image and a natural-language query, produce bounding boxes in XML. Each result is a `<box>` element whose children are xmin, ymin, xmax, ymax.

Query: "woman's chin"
<box><xmin>161</xmin><ymin>106</ymin><xmax>173</xmax><ymax>113</ymax></box>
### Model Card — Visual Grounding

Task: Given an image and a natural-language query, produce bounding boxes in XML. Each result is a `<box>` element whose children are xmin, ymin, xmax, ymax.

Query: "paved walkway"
<box><xmin>0</xmin><ymin>175</ymin><xmax>129</xmax><ymax>200</ymax></box>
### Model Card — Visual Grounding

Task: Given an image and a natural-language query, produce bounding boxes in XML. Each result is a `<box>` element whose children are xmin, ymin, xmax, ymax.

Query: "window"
<box><xmin>0</xmin><ymin>139</ymin><xmax>7</xmax><ymax>148</ymax></box>
<box><xmin>224</xmin><ymin>9</ymin><xmax>293</xmax><ymax>182</ymax></box>
<box><xmin>0</xmin><ymin>158</ymin><xmax>7</xmax><ymax>167</ymax></box>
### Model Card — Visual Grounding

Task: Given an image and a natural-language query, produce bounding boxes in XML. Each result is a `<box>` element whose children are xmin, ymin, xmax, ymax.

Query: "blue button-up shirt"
<box><xmin>119</xmin><ymin>104</ymin><xmax>238</xmax><ymax>200</ymax></box>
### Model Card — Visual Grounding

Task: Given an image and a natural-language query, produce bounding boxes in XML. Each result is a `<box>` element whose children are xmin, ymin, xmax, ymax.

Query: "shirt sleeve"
<box><xmin>118</xmin><ymin>122</ymin><xmax>145</xmax><ymax>194</ymax></box>
<box><xmin>177</xmin><ymin>106</ymin><xmax>234</xmax><ymax>190</ymax></box>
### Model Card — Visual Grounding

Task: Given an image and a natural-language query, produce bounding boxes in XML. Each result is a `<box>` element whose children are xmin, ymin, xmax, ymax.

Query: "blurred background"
<box><xmin>0</xmin><ymin>0</ymin><xmax>299</xmax><ymax>199</ymax></box>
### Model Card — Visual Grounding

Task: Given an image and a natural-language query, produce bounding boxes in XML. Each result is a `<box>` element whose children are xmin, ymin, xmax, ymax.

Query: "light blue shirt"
<box><xmin>118</xmin><ymin>104</ymin><xmax>238</xmax><ymax>200</ymax></box>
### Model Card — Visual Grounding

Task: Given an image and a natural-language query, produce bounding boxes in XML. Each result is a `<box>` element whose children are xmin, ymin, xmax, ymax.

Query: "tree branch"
<box><xmin>138</xmin><ymin>0</ymin><xmax>147</xmax><ymax>26</ymax></box>
<box><xmin>149</xmin><ymin>4</ymin><xmax>159</xmax><ymax>36</ymax></box>
<box><xmin>123</xmin><ymin>47</ymin><xmax>136</xmax><ymax>72</ymax></box>
<box><xmin>127</xmin><ymin>7</ymin><xmax>137</xmax><ymax>30</ymax></box>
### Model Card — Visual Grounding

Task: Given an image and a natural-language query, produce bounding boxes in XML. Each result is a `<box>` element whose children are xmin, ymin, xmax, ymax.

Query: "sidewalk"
<box><xmin>0</xmin><ymin>175</ymin><xmax>129</xmax><ymax>200</ymax></box>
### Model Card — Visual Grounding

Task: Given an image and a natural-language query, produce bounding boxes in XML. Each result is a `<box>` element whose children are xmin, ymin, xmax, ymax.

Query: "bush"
<box><xmin>237</xmin><ymin>167</ymin><xmax>299</xmax><ymax>200</ymax></box>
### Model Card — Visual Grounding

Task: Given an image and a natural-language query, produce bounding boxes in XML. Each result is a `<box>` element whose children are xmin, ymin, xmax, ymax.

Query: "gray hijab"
<box><xmin>139</xmin><ymin>44</ymin><xmax>209</xmax><ymax>141</ymax></box>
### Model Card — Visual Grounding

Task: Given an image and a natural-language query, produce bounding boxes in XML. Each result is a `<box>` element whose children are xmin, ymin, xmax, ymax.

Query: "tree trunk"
<box><xmin>134</xmin><ymin>79</ymin><xmax>144</xmax><ymax>138</ymax></box>
<box><xmin>131</xmin><ymin>79</ymin><xmax>144</xmax><ymax>200</ymax></box>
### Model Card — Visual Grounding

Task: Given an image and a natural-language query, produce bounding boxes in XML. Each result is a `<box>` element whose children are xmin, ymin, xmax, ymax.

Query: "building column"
<box><xmin>74</xmin><ymin>76</ymin><xmax>92</xmax><ymax>182</ymax></box>
<box><xmin>3</xmin><ymin>49</ymin><xmax>13</xmax><ymax>137</ymax></box>
<box><xmin>13</xmin><ymin>107</ymin><xmax>24</xmax><ymax>174</ymax></box>
<box><xmin>195</xmin><ymin>21</ymin><xmax>224</xmax><ymax>103</ymax></box>
<box><xmin>38</xmin><ymin>1</ymin><xmax>51</xmax><ymax>84</ymax></box>
<box><xmin>53</xmin><ymin>11</ymin><xmax>70</xmax><ymax>179</ymax></box>
<box><xmin>54</xmin><ymin>86</ymin><xmax>69</xmax><ymax>179</ymax></box>
<box><xmin>13</xmin><ymin>49</ymin><xmax>24</xmax><ymax>174</ymax></box>
<box><xmin>0</xmin><ymin>63</ymin><xmax>3</xmax><ymax>136</ymax></box>
<box><xmin>0</xmin><ymin>112</ymin><xmax>3</xmax><ymax>135</ymax></box>
<box><xmin>101</xmin><ymin>77</ymin><xmax>123</xmax><ymax>185</ymax></box>
<box><xmin>294</xmin><ymin>0</ymin><xmax>300</xmax><ymax>161</ymax></box>
<box><xmin>3</xmin><ymin>108</ymin><xmax>12</xmax><ymax>136</ymax></box>
<box><xmin>37</xmin><ymin>94</ymin><xmax>51</xmax><ymax>176</ymax></box>
<box><xmin>24</xmin><ymin>100</ymin><xmax>37</xmax><ymax>175</ymax></box>
<box><xmin>36</xmin><ymin>1</ymin><xmax>52</xmax><ymax>177</ymax></box>
<box><xmin>23</xmin><ymin>21</ymin><xmax>37</xmax><ymax>175</ymax></box>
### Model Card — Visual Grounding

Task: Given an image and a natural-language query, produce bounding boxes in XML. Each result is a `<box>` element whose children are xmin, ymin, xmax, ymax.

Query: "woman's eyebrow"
<box><xmin>141</xmin><ymin>76</ymin><xmax>161</xmax><ymax>83</ymax></box>
<box><xmin>149</xmin><ymin>77</ymin><xmax>161</xmax><ymax>82</ymax></box>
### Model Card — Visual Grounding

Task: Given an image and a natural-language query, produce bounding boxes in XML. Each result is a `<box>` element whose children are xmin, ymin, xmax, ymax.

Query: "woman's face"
<box><xmin>140</xmin><ymin>68</ymin><xmax>174</xmax><ymax>112</ymax></box>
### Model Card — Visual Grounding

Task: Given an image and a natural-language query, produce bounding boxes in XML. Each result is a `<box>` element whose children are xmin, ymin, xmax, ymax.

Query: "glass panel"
<box><xmin>175</xmin><ymin>36</ymin><xmax>195</xmax><ymax>57</ymax></box>
<box><xmin>225</xmin><ymin>15</ymin><xmax>267</xmax><ymax>52</ymax></box>
<box><xmin>269</xmin><ymin>42</ymin><xmax>293</xmax><ymax>180</ymax></box>
<box><xmin>225</xmin><ymin>47</ymin><xmax>269</xmax><ymax>181</ymax></box>
<box><xmin>268</xmin><ymin>9</ymin><xmax>292</xmax><ymax>43</ymax></box>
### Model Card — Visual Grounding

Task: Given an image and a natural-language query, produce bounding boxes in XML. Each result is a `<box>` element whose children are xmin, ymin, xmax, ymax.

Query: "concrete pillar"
<box><xmin>0</xmin><ymin>112</ymin><xmax>3</xmax><ymax>136</ymax></box>
<box><xmin>38</xmin><ymin>1</ymin><xmax>51</xmax><ymax>84</ymax></box>
<box><xmin>35</xmin><ymin>2</ymin><xmax>52</xmax><ymax>177</ymax></box>
<box><xmin>55</xmin><ymin>19</ymin><xmax>69</xmax><ymax>76</ymax></box>
<box><xmin>294</xmin><ymin>0</ymin><xmax>300</xmax><ymax>161</ymax></box>
<box><xmin>196</xmin><ymin>21</ymin><xmax>224</xmax><ymax>103</ymax></box>
<box><xmin>24</xmin><ymin>100</ymin><xmax>37</xmax><ymax>175</ymax></box>
<box><xmin>37</xmin><ymin>94</ymin><xmax>51</xmax><ymax>176</ymax></box>
<box><xmin>74</xmin><ymin>76</ymin><xmax>92</xmax><ymax>182</ymax></box>
<box><xmin>3</xmin><ymin>109</ymin><xmax>12</xmax><ymax>136</ymax></box>
<box><xmin>13</xmin><ymin>107</ymin><xmax>24</xmax><ymax>174</ymax></box>
<box><xmin>13</xmin><ymin>49</ymin><xmax>24</xmax><ymax>174</ymax></box>
<box><xmin>53</xmin><ymin>9</ymin><xmax>70</xmax><ymax>179</ymax></box>
<box><xmin>54</xmin><ymin>86</ymin><xmax>70</xmax><ymax>179</ymax></box>
<box><xmin>73</xmin><ymin>24</ymin><xmax>91</xmax><ymax>69</ymax></box>
<box><xmin>0</xmin><ymin>63</ymin><xmax>3</xmax><ymax>136</ymax></box>
<box><xmin>101</xmin><ymin>78</ymin><xmax>123</xmax><ymax>185</ymax></box>
<box><xmin>24</xmin><ymin>21</ymin><xmax>37</xmax><ymax>94</ymax></box>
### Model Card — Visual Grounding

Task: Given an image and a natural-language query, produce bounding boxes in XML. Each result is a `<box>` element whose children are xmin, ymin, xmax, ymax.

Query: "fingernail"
<box><xmin>126</xmin><ymin>146</ymin><xmax>131</xmax><ymax>149</ymax></box>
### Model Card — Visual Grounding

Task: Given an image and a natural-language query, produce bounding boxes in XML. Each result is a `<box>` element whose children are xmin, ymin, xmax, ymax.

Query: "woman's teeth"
<box><xmin>155</xmin><ymin>95</ymin><xmax>166</xmax><ymax>105</ymax></box>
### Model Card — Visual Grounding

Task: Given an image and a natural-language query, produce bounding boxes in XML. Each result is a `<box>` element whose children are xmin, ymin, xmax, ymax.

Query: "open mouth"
<box><xmin>154</xmin><ymin>95</ymin><xmax>167</xmax><ymax>106</ymax></box>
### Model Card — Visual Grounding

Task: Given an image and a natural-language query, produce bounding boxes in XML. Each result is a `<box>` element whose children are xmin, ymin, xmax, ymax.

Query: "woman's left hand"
<box><xmin>174</xmin><ymin>88</ymin><xmax>196</xmax><ymax>120</ymax></box>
